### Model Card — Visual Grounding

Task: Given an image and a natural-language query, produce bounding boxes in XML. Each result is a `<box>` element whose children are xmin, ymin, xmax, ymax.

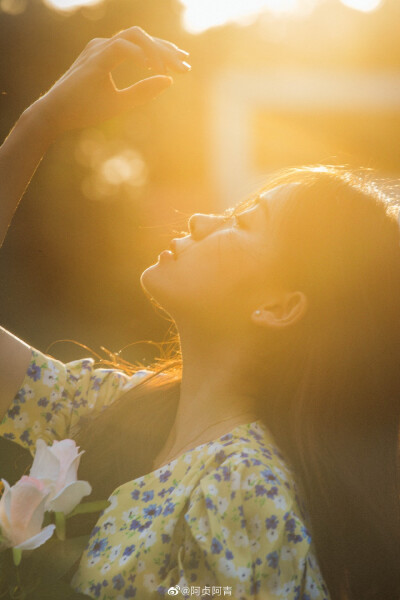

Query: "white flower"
<box><xmin>273</xmin><ymin>495</ymin><xmax>287</xmax><ymax>510</ymax></box>
<box><xmin>217</xmin><ymin>497</ymin><xmax>229</xmax><ymax>514</ymax></box>
<box><xmin>32</xmin><ymin>421</ymin><xmax>42</xmax><ymax>436</ymax></box>
<box><xmin>102</xmin><ymin>516</ymin><xmax>116</xmax><ymax>535</ymax></box>
<box><xmin>42</xmin><ymin>365</ymin><xmax>59</xmax><ymax>387</ymax></box>
<box><xmin>233</xmin><ymin>530</ymin><xmax>249</xmax><ymax>547</ymax></box>
<box><xmin>100</xmin><ymin>562</ymin><xmax>111</xmax><ymax>575</ymax></box>
<box><xmin>306</xmin><ymin>575</ymin><xmax>321</xmax><ymax>599</ymax></box>
<box><xmin>235</xmin><ymin>583</ymin><xmax>246</xmax><ymax>596</ymax></box>
<box><xmin>0</xmin><ymin>477</ymin><xmax>55</xmax><ymax>550</ymax></box>
<box><xmin>136</xmin><ymin>559</ymin><xmax>146</xmax><ymax>572</ymax></box>
<box><xmin>207</xmin><ymin>442</ymin><xmax>224</xmax><ymax>455</ymax></box>
<box><xmin>267</xmin><ymin>529</ymin><xmax>279</xmax><ymax>543</ymax></box>
<box><xmin>145</xmin><ymin>531</ymin><xmax>157</xmax><ymax>548</ymax></box>
<box><xmin>237</xmin><ymin>566</ymin><xmax>251</xmax><ymax>581</ymax></box>
<box><xmin>280</xmin><ymin>581</ymin><xmax>294</xmax><ymax>596</ymax></box>
<box><xmin>122</xmin><ymin>507</ymin><xmax>139</xmax><ymax>522</ymax></box>
<box><xmin>249</xmin><ymin>538</ymin><xmax>260</xmax><ymax>553</ymax></box>
<box><xmin>249</xmin><ymin>514</ymin><xmax>262</xmax><ymax>537</ymax></box>
<box><xmin>103</xmin><ymin>494</ymin><xmax>118</xmax><ymax>514</ymax></box>
<box><xmin>281</xmin><ymin>545</ymin><xmax>297</xmax><ymax>561</ymax></box>
<box><xmin>14</xmin><ymin>412</ymin><xmax>29</xmax><ymax>430</ymax></box>
<box><xmin>207</xmin><ymin>484</ymin><xmax>218</xmax><ymax>496</ymax></box>
<box><xmin>143</xmin><ymin>573</ymin><xmax>158</xmax><ymax>592</ymax></box>
<box><xmin>230</xmin><ymin>471</ymin><xmax>241</xmax><ymax>491</ymax></box>
<box><xmin>164</xmin><ymin>517</ymin><xmax>177</xmax><ymax>535</ymax></box>
<box><xmin>88</xmin><ymin>555</ymin><xmax>101</xmax><ymax>567</ymax></box>
<box><xmin>109</xmin><ymin>544</ymin><xmax>121</xmax><ymax>562</ymax></box>
<box><xmin>218</xmin><ymin>557</ymin><xmax>236</xmax><ymax>578</ymax></box>
<box><xmin>29</xmin><ymin>439</ymin><xmax>91</xmax><ymax>514</ymax></box>
<box><xmin>21</xmin><ymin>385</ymin><xmax>35</xmax><ymax>401</ymax></box>
<box><xmin>173</xmin><ymin>483</ymin><xmax>186</xmax><ymax>497</ymax></box>
<box><xmin>197</xmin><ymin>516</ymin><xmax>210</xmax><ymax>534</ymax></box>
<box><xmin>241</xmin><ymin>472</ymin><xmax>257</xmax><ymax>490</ymax></box>
<box><xmin>221</xmin><ymin>525</ymin><xmax>230</xmax><ymax>540</ymax></box>
<box><xmin>183</xmin><ymin>453</ymin><xmax>192</xmax><ymax>464</ymax></box>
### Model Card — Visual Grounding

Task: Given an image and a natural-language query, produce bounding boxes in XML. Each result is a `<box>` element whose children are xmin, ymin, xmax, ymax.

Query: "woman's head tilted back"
<box><xmin>80</xmin><ymin>166</ymin><xmax>400</xmax><ymax>600</ymax></box>
<box><xmin>143</xmin><ymin>164</ymin><xmax>400</xmax><ymax>599</ymax></box>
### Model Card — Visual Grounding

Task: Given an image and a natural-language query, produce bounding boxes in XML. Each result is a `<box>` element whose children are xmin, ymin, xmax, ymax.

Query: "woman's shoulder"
<box><xmin>0</xmin><ymin>346</ymin><xmax>155</xmax><ymax>451</ymax></box>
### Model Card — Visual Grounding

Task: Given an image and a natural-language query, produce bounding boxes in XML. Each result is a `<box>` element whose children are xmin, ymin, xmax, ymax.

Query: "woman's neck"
<box><xmin>152</xmin><ymin>335</ymin><xmax>261</xmax><ymax>471</ymax></box>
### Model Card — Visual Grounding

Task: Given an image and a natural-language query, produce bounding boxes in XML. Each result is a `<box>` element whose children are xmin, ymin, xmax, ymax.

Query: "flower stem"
<box><xmin>12</xmin><ymin>547</ymin><xmax>22</xmax><ymax>566</ymax></box>
<box><xmin>55</xmin><ymin>511</ymin><xmax>66</xmax><ymax>540</ymax></box>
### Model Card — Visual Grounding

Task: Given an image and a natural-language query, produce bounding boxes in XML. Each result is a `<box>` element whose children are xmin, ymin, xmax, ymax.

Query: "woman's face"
<box><xmin>141</xmin><ymin>184</ymin><xmax>294</xmax><ymax>329</ymax></box>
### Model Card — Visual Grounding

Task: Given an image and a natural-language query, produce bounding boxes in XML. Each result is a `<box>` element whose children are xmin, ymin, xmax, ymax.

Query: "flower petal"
<box><xmin>48</xmin><ymin>480</ymin><xmax>92</xmax><ymax>514</ymax></box>
<box><xmin>9</xmin><ymin>480</ymin><xmax>46</xmax><ymax>542</ymax></box>
<box><xmin>30</xmin><ymin>439</ymin><xmax>60</xmax><ymax>481</ymax></box>
<box><xmin>14</xmin><ymin>524</ymin><xmax>55</xmax><ymax>551</ymax></box>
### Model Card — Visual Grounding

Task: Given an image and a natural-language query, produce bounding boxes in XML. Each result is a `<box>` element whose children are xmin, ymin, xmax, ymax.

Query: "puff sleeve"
<box><xmin>176</xmin><ymin>456</ymin><xmax>330</xmax><ymax>599</ymax></box>
<box><xmin>0</xmin><ymin>347</ymin><xmax>151</xmax><ymax>453</ymax></box>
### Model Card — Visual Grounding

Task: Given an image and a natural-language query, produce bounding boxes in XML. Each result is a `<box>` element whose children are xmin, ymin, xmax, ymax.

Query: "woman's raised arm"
<box><xmin>0</xmin><ymin>26</ymin><xmax>190</xmax><ymax>419</ymax></box>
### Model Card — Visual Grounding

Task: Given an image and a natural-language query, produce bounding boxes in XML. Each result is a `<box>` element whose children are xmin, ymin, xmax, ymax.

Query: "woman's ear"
<box><xmin>251</xmin><ymin>291</ymin><xmax>308</xmax><ymax>329</ymax></box>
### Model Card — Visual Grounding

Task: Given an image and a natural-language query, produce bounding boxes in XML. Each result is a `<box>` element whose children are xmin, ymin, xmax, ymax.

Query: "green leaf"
<box><xmin>67</xmin><ymin>500</ymin><xmax>110</xmax><ymax>518</ymax></box>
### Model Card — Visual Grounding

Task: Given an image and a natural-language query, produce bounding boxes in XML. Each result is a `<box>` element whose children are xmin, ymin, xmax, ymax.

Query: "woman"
<box><xmin>0</xmin><ymin>26</ymin><xmax>399</xmax><ymax>600</ymax></box>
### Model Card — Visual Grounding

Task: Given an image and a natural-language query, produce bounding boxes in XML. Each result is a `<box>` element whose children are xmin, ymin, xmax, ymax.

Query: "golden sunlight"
<box><xmin>180</xmin><ymin>0</ymin><xmax>306</xmax><ymax>34</ymax></box>
<box><xmin>43</xmin><ymin>0</ymin><xmax>101</xmax><ymax>12</ymax></box>
<box><xmin>340</xmin><ymin>0</ymin><xmax>382</xmax><ymax>11</ymax></box>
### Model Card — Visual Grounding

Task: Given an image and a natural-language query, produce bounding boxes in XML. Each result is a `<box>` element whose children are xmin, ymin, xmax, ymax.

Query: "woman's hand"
<box><xmin>33</xmin><ymin>26</ymin><xmax>190</xmax><ymax>138</ymax></box>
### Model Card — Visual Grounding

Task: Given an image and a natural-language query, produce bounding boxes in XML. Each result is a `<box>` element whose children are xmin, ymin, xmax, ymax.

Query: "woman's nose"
<box><xmin>188</xmin><ymin>213</ymin><xmax>226</xmax><ymax>240</ymax></box>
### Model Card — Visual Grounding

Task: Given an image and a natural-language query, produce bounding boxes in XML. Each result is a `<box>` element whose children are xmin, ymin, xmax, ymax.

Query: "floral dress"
<box><xmin>0</xmin><ymin>348</ymin><xmax>330</xmax><ymax>600</ymax></box>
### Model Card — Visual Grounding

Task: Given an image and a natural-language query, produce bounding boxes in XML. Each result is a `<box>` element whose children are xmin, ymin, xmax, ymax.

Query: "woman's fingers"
<box><xmin>114</xmin><ymin>26</ymin><xmax>167</xmax><ymax>73</ymax></box>
<box><xmin>117</xmin><ymin>75</ymin><xmax>173</xmax><ymax>111</ymax></box>
<box><xmin>112</xmin><ymin>27</ymin><xmax>191</xmax><ymax>75</ymax></box>
<box><xmin>96</xmin><ymin>38</ymin><xmax>147</xmax><ymax>71</ymax></box>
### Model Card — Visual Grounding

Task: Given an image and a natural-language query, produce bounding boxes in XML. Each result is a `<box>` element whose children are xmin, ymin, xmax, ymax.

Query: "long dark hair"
<box><xmin>77</xmin><ymin>166</ymin><xmax>400</xmax><ymax>600</ymax></box>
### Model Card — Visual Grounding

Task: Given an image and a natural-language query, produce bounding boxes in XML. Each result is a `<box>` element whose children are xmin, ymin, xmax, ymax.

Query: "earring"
<box><xmin>254</xmin><ymin>310</ymin><xmax>261</xmax><ymax>317</ymax></box>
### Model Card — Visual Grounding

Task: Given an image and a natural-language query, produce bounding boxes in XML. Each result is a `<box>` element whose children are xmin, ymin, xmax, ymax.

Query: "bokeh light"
<box><xmin>340</xmin><ymin>0</ymin><xmax>382</xmax><ymax>11</ymax></box>
<box><xmin>180</xmin><ymin>0</ymin><xmax>313</xmax><ymax>33</ymax></box>
<box><xmin>42</xmin><ymin>0</ymin><xmax>102</xmax><ymax>13</ymax></box>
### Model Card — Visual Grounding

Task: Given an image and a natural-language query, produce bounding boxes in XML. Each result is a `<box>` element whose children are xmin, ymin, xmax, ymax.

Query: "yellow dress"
<box><xmin>0</xmin><ymin>348</ymin><xmax>330</xmax><ymax>600</ymax></box>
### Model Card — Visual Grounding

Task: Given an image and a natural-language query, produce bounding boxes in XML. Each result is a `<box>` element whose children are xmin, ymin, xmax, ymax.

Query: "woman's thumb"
<box><xmin>120</xmin><ymin>75</ymin><xmax>173</xmax><ymax>109</ymax></box>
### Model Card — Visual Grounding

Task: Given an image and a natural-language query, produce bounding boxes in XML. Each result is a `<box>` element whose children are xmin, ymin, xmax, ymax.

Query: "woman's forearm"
<box><xmin>0</xmin><ymin>100</ymin><xmax>54</xmax><ymax>247</ymax></box>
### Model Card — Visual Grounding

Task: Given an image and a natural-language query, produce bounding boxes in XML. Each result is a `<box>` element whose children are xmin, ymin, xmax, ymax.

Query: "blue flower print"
<box><xmin>37</xmin><ymin>397</ymin><xmax>49</xmax><ymax>407</ymax></box>
<box><xmin>124</xmin><ymin>585</ymin><xmax>137</xmax><ymax>597</ymax></box>
<box><xmin>88</xmin><ymin>537</ymin><xmax>108</xmax><ymax>558</ymax></box>
<box><xmin>20</xmin><ymin>430</ymin><xmax>33</xmax><ymax>446</ymax></box>
<box><xmin>131</xmin><ymin>489</ymin><xmax>140</xmax><ymax>500</ymax></box>
<box><xmin>162</xmin><ymin>501</ymin><xmax>175</xmax><ymax>516</ymax></box>
<box><xmin>123</xmin><ymin>545</ymin><xmax>136</xmax><ymax>557</ymax></box>
<box><xmin>225</xmin><ymin>550</ymin><xmax>234</xmax><ymax>560</ymax></box>
<box><xmin>267</xmin><ymin>551</ymin><xmax>279</xmax><ymax>569</ymax></box>
<box><xmin>112</xmin><ymin>574</ymin><xmax>125</xmax><ymax>590</ymax></box>
<box><xmin>27</xmin><ymin>363</ymin><xmax>41</xmax><ymax>382</ymax></box>
<box><xmin>142</xmin><ymin>490</ymin><xmax>154</xmax><ymax>502</ymax></box>
<box><xmin>159</xmin><ymin>469</ymin><xmax>172</xmax><ymax>483</ymax></box>
<box><xmin>143</xmin><ymin>503</ymin><xmax>162</xmax><ymax>519</ymax></box>
<box><xmin>7</xmin><ymin>405</ymin><xmax>20</xmax><ymax>419</ymax></box>
<box><xmin>266</xmin><ymin>515</ymin><xmax>279</xmax><ymax>530</ymax></box>
<box><xmin>211</xmin><ymin>537</ymin><xmax>223</xmax><ymax>554</ymax></box>
<box><xmin>89</xmin><ymin>583</ymin><xmax>102</xmax><ymax>598</ymax></box>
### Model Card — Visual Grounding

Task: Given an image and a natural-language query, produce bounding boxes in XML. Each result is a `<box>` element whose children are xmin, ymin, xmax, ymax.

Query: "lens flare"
<box><xmin>180</xmin><ymin>0</ymin><xmax>305</xmax><ymax>34</ymax></box>
<box><xmin>43</xmin><ymin>0</ymin><xmax>101</xmax><ymax>12</ymax></box>
<box><xmin>340</xmin><ymin>0</ymin><xmax>382</xmax><ymax>12</ymax></box>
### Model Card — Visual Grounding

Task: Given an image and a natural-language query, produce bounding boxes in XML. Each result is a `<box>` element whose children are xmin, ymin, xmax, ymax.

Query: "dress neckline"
<box><xmin>150</xmin><ymin>418</ymin><xmax>265</xmax><ymax>476</ymax></box>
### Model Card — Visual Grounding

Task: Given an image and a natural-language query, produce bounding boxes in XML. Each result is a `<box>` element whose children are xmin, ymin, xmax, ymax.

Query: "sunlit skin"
<box><xmin>142</xmin><ymin>185</ymin><xmax>308</xmax><ymax>466</ymax></box>
<box><xmin>0</xmin><ymin>25</ymin><xmax>307</xmax><ymax>468</ymax></box>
